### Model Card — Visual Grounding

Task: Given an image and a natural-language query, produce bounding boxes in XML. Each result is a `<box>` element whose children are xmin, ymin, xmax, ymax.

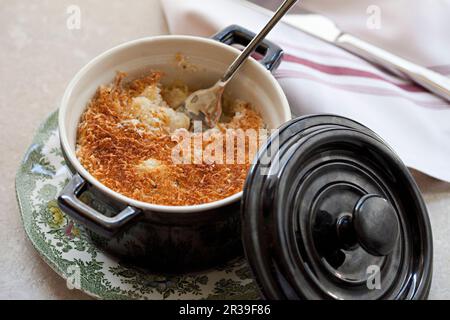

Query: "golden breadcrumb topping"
<box><xmin>76</xmin><ymin>71</ymin><xmax>264</xmax><ymax>206</ymax></box>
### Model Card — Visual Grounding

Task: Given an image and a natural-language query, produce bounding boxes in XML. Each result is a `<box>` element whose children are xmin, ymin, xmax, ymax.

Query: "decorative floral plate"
<box><xmin>15</xmin><ymin>111</ymin><xmax>259</xmax><ymax>300</ymax></box>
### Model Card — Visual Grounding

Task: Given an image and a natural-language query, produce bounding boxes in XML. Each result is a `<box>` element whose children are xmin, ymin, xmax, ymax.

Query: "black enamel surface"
<box><xmin>241</xmin><ymin>114</ymin><xmax>433</xmax><ymax>300</ymax></box>
<box><xmin>353</xmin><ymin>194</ymin><xmax>400</xmax><ymax>257</ymax></box>
<box><xmin>212</xmin><ymin>24</ymin><xmax>284</xmax><ymax>71</ymax></box>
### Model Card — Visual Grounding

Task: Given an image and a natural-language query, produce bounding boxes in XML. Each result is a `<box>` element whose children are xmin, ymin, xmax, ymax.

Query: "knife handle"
<box><xmin>336</xmin><ymin>33</ymin><xmax>450</xmax><ymax>103</ymax></box>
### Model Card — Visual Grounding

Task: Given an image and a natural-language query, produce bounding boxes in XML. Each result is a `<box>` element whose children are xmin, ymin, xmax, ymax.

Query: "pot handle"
<box><xmin>58</xmin><ymin>174</ymin><xmax>141</xmax><ymax>237</ymax></box>
<box><xmin>212</xmin><ymin>24</ymin><xmax>284</xmax><ymax>72</ymax></box>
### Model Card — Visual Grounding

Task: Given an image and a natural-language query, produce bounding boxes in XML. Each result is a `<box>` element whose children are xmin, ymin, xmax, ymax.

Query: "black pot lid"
<box><xmin>241</xmin><ymin>115</ymin><xmax>433</xmax><ymax>300</ymax></box>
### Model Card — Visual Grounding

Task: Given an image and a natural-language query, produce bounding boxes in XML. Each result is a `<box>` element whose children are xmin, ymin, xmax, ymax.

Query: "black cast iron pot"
<box><xmin>58</xmin><ymin>25</ymin><xmax>433</xmax><ymax>299</ymax></box>
<box><xmin>58</xmin><ymin>25</ymin><xmax>290</xmax><ymax>272</ymax></box>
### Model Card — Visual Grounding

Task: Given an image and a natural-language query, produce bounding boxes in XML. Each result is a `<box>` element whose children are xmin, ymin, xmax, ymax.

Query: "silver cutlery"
<box><xmin>179</xmin><ymin>0</ymin><xmax>298</xmax><ymax>128</ymax></box>
<box><xmin>243</xmin><ymin>1</ymin><xmax>450</xmax><ymax>103</ymax></box>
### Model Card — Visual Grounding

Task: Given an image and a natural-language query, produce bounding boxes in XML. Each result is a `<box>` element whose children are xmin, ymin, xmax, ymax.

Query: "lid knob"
<box><xmin>351</xmin><ymin>194</ymin><xmax>400</xmax><ymax>256</ymax></box>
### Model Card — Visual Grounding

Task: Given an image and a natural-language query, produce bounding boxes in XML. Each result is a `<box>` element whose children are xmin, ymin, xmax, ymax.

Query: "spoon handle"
<box><xmin>220</xmin><ymin>0</ymin><xmax>298</xmax><ymax>84</ymax></box>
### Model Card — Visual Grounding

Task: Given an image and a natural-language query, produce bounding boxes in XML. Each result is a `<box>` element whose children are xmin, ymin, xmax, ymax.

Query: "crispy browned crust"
<box><xmin>76</xmin><ymin>72</ymin><xmax>263</xmax><ymax>206</ymax></box>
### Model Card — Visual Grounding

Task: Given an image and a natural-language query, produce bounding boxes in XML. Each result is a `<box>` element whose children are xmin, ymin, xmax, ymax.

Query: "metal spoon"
<box><xmin>179</xmin><ymin>0</ymin><xmax>298</xmax><ymax>128</ymax></box>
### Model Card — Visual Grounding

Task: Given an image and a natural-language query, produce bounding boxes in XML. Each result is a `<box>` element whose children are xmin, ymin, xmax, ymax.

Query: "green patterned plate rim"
<box><xmin>15</xmin><ymin>110</ymin><xmax>259</xmax><ymax>300</ymax></box>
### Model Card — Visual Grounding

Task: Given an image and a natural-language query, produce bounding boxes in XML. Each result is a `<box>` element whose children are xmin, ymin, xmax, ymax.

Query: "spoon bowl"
<box><xmin>180</xmin><ymin>0</ymin><xmax>298</xmax><ymax>127</ymax></box>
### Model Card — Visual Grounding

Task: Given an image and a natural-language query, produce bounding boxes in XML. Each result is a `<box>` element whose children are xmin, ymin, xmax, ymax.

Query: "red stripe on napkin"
<box><xmin>283</xmin><ymin>53</ymin><xmax>425</xmax><ymax>93</ymax></box>
<box><xmin>275</xmin><ymin>69</ymin><xmax>449</xmax><ymax>109</ymax></box>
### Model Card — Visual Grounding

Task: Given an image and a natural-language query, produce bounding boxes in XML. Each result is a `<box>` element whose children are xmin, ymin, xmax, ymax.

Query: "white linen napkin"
<box><xmin>161</xmin><ymin>0</ymin><xmax>450</xmax><ymax>182</ymax></box>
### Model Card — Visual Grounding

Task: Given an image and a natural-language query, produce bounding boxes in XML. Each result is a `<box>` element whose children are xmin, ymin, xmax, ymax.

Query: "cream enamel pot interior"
<box><xmin>58</xmin><ymin>26</ymin><xmax>291</xmax><ymax>271</ymax></box>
